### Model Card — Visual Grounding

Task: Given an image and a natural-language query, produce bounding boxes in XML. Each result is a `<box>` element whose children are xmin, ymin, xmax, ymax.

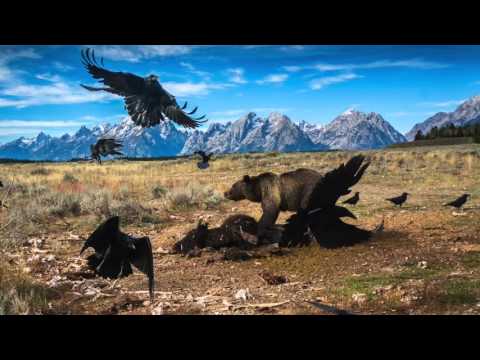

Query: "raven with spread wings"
<box><xmin>279</xmin><ymin>155</ymin><xmax>380</xmax><ymax>248</ymax></box>
<box><xmin>91</xmin><ymin>138</ymin><xmax>124</xmax><ymax>164</ymax></box>
<box><xmin>80</xmin><ymin>48</ymin><xmax>207</xmax><ymax>129</ymax></box>
<box><xmin>194</xmin><ymin>150</ymin><xmax>214</xmax><ymax>169</ymax></box>
<box><xmin>80</xmin><ymin>216</ymin><xmax>155</xmax><ymax>300</ymax></box>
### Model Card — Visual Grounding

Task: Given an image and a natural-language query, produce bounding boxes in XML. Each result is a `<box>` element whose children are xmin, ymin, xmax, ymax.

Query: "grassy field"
<box><xmin>1</xmin><ymin>144</ymin><xmax>480</xmax><ymax>315</ymax></box>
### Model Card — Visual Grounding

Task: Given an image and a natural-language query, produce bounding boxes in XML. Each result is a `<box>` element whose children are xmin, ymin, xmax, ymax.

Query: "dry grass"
<box><xmin>0</xmin><ymin>144</ymin><xmax>479</xmax><ymax>314</ymax></box>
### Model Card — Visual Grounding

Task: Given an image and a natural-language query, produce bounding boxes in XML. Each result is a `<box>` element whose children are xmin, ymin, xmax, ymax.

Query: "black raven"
<box><xmin>444</xmin><ymin>194</ymin><xmax>470</xmax><ymax>210</ymax></box>
<box><xmin>194</xmin><ymin>150</ymin><xmax>214</xmax><ymax>170</ymax></box>
<box><xmin>80</xmin><ymin>216</ymin><xmax>155</xmax><ymax>300</ymax></box>
<box><xmin>91</xmin><ymin>138</ymin><xmax>124</xmax><ymax>164</ymax></box>
<box><xmin>280</xmin><ymin>155</ymin><xmax>376</xmax><ymax>248</ymax></box>
<box><xmin>80</xmin><ymin>48</ymin><xmax>207</xmax><ymax>129</ymax></box>
<box><xmin>386</xmin><ymin>192</ymin><xmax>409</xmax><ymax>207</ymax></box>
<box><xmin>342</xmin><ymin>192</ymin><xmax>360</xmax><ymax>205</ymax></box>
<box><xmin>0</xmin><ymin>180</ymin><xmax>3</xmax><ymax>187</ymax></box>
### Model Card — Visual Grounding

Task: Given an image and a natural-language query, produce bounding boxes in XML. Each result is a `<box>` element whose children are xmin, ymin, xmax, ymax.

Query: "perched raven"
<box><xmin>194</xmin><ymin>151</ymin><xmax>214</xmax><ymax>170</ymax></box>
<box><xmin>386</xmin><ymin>192</ymin><xmax>409</xmax><ymax>207</ymax></box>
<box><xmin>0</xmin><ymin>180</ymin><xmax>3</xmax><ymax>187</ymax></box>
<box><xmin>80</xmin><ymin>216</ymin><xmax>155</xmax><ymax>300</ymax></box>
<box><xmin>444</xmin><ymin>194</ymin><xmax>470</xmax><ymax>210</ymax></box>
<box><xmin>91</xmin><ymin>138</ymin><xmax>124</xmax><ymax>164</ymax></box>
<box><xmin>343</xmin><ymin>192</ymin><xmax>360</xmax><ymax>205</ymax></box>
<box><xmin>80</xmin><ymin>48</ymin><xmax>207</xmax><ymax>129</ymax></box>
<box><xmin>280</xmin><ymin>155</ymin><xmax>378</xmax><ymax>248</ymax></box>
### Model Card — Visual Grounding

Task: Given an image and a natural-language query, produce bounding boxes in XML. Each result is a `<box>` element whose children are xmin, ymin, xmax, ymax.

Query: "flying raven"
<box><xmin>80</xmin><ymin>216</ymin><xmax>155</xmax><ymax>300</ymax></box>
<box><xmin>91</xmin><ymin>138</ymin><xmax>124</xmax><ymax>164</ymax></box>
<box><xmin>386</xmin><ymin>192</ymin><xmax>409</xmax><ymax>207</ymax></box>
<box><xmin>444</xmin><ymin>193</ymin><xmax>470</xmax><ymax>210</ymax></box>
<box><xmin>80</xmin><ymin>48</ymin><xmax>207</xmax><ymax>129</ymax></box>
<box><xmin>280</xmin><ymin>155</ymin><xmax>377</xmax><ymax>248</ymax></box>
<box><xmin>194</xmin><ymin>150</ymin><xmax>214</xmax><ymax>170</ymax></box>
<box><xmin>343</xmin><ymin>192</ymin><xmax>360</xmax><ymax>205</ymax></box>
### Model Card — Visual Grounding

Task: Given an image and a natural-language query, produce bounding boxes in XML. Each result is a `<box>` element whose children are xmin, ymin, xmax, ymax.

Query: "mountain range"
<box><xmin>405</xmin><ymin>95</ymin><xmax>480</xmax><ymax>140</ymax></box>
<box><xmin>0</xmin><ymin>110</ymin><xmax>410</xmax><ymax>161</ymax></box>
<box><xmin>10</xmin><ymin>94</ymin><xmax>480</xmax><ymax>161</ymax></box>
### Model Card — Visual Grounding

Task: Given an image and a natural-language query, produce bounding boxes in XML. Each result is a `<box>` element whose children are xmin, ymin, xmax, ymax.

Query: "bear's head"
<box><xmin>224</xmin><ymin>175</ymin><xmax>256</xmax><ymax>201</ymax></box>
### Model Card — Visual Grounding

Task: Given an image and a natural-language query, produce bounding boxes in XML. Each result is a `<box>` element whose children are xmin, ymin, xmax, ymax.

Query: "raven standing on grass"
<box><xmin>90</xmin><ymin>138</ymin><xmax>124</xmax><ymax>165</ymax></box>
<box><xmin>80</xmin><ymin>216</ymin><xmax>155</xmax><ymax>300</ymax></box>
<box><xmin>386</xmin><ymin>192</ymin><xmax>409</xmax><ymax>207</ymax></box>
<box><xmin>444</xmin><ymin>194</ymin><xmax>470</xmax><ymax>210</ymax></box>
<box><xmin>80</xmin><ymin>48</ymin><xmax>207</xmax><ymax>129</ymax></box>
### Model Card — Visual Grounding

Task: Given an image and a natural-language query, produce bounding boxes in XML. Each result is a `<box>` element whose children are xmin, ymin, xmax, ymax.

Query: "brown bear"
<box><xmin>224</xmin><ymin>168</ymin><xmax>323</xmax><ymax>238</ymax></box>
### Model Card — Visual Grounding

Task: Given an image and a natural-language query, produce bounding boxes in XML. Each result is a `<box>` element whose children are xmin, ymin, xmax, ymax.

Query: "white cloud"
<box><xmin>284</xmin><ymin>58</ymin><xmax>450</xmax><ymax>74</ymax></box>
<box><xmin>0</xmin><ymin>47</ymin><xmax>41</xmax><ymax>83</ymax></box>
<box><xmin>227</xmin><ymin>68</ymin><xmax>247</xmax><ymax>84</ymax></box>
<box><xmin>180</xmin><ymin>62</ymin><xmax>212</xmax><ymax>80</ymax></box>
<box><xmin>280</xmin><ymin>45</ymin><xmax>305</xmax><ymax>51</ymax></box>
<box><xmin>36</xmin><ymin>73</ymin><xmax>63</xmax><ymax>82</ymax></box>
<box><xmin>283</xmin><ymin>66</ymin><xmax>302</xmax><ymax>72</ymax></box>
<box><xmin>309</xmin><ymin>73</ymin><xmax>362</xmax><ymax>90</ymax></box>
<box><xmin>162</xmin><ymin>81</ymin><xmax>231</xmax><ymax>97</ymax></box>
<box><xmin>0</xmin><ymin>81</ymin><xmax>117</xmax><ymax>108</ymax></box>
<box><xmin>418</xmin><ymin>99</ymin><xmax>466</xmax><ymax>108</ymax></box>
<box><xmin>53</xmin><ymin>61</ymin><xmax>74</xmax><ymax>72</ymax></box>
<box><xmin>256</xmin><ymin>73</ymin><xmax>289</xmax><ymax>85</ymax></box>
<box><xmin>0</xmin><ymin>120</ymin><xmax>86</xmax><ymax>128</ymax></box>
<box><xmin>210</xmin><ymin>109</ymin><xmax>248</xmax><ymax>117</ymax></box>
<box><xmin>89</xmin><ymin>45</ymin><xmax>194</xmax><ymax>63</ymax></box>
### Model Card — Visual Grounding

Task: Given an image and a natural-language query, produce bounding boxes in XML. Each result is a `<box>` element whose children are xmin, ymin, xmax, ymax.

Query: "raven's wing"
<box><xmin>81</xmin><ymin>48</ymin><xmax>146</xmax><ymax>96</ymax></box>
<box><xmin>95</xmin><ymin>244</ymin><xmax>133</xmax><ymax>279</ymax></box>
<box><xmin>163</xmin><ymin>105</ymin><xmax>207</xmax><ymax>129</ymax></box>
<box><xmin>81</xmin><ymin>216</ymin><xmax>121</xmax><ymax>255</ymax></box>
<box><xmin>307</xmin><ymin>155</ymin><xmax>370</xmax><ymax>212</ymax></box>
<box><xmin>129</xmin><ymin>236</ymin><xmax>155</xmax><ymax>299</ymax></box>
<box><xmin>96</xmin><ymin>138</ymin><xmax>123</xmax><ymax>156</ymax></box>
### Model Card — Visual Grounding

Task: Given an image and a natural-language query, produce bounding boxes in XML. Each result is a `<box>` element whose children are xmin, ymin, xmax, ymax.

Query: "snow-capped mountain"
<box><xmin>180</xmin><ymin>112</ymin><xmax>326</xmax><ymax>155</ymax></box>
<box><xmin>0</xmin><ymin>117</ymin><xmax>187</xmax><ymax>161</ymax></box>
<box><xmin>406</xmin><ymin>95</ymin><xmax>480</xmax><ymax>140</ymax></box>
<box><xmin>302</xmin><ymin>110</ymin><xmax>406</xmax><ymax>150</ymax></box>
<box><xmin>0</xmin><ymin>111</ymin><xmax>407</xmax><ymax>161</ymax></box>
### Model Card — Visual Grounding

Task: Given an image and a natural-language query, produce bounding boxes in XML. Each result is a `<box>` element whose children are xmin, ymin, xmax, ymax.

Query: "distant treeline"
<box><xmin>414</xmin><ymin>123</ymin><xmax>480</xmax><ymax>142</ymax></box>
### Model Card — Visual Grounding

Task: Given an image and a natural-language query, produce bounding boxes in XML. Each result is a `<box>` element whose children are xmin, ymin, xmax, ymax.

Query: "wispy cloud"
<box><xmin>180</xmin><ymin>62</ymin><xmax>212</xmax><ymax>80</ymax></box>
<box><xmin>88</xmin><ymin>45</ymin><xmax>194</xmax><ymax>63</ymax></box>
<box><xmin>0</xmin><ymin>47</ymin><xmax>41</xmax><ymax>83</ymax></box>
<box><xmin>283</xmin><ymin>65</ymin><xmax>303</xmax><ymax>72</ymax></box>
<box><xmin>280</xmin><ymin>45</ymin><xmax>305</xmax><ymax>51</ymax></box>
<box><xmin>284</xmin><ymin>58</ymin><xmax>450</xmax><ymax>74</ymax></box>
<box><xmin>35</xmin><ymin>73</ymin><xmax>63</xmax><ymax>82</ymax></box>
<box><xmin>162</xmin><ymin>81</ymin><xmax>232</xmax><ymax>97</ymax></box>
<box><xmin>256</xmin><ymin>73</ymin><xmax>289</xmax><ymax>85</ymax></box>
<box><xmin>418</xmin><ymin>99</ymin><xmax>466</xmax><ymax>108</ymax></box>
<box><xmin>0</xmin><ymin>81</ymin><xmax>117</xmax><ymax>108</ymax></box>
<box><xmin>227</xmin><ymin>68</ymin><xmax>247</xmax><ymax>84</ymax></box>
<box><xmin>210</xmin><ymin>107</ymin><xmax>292</xmax><ymax>120</ymax></box>
<box><xmin>0</xmin><ymin>120</ymin><xmax>86</xmax><ymax>128</ymax></box>
<box><xmin>309</xmin><ymin>73</ymin><xmax>362</xmax><ymax>90</ymax></box>
<box><xmin>53</xmin><ymin>61</ymin><xmax>74</xmax><ymax>72</ymax></box>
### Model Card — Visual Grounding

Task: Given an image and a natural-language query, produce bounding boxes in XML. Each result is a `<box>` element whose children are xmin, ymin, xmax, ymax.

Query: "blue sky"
<box><xmin>1</xmin><ymin>45</ymin><xmax>480</xmax><ymax>144</ymax></box>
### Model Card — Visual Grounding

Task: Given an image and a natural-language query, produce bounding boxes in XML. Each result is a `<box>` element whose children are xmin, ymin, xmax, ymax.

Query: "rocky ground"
<box><xmin>1</xmin><ymin>145</ymin><xmax>480</xmax><ymax>315</ymax></box>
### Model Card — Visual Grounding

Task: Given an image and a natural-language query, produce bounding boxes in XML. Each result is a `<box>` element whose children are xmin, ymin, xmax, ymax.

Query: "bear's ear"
<box><xmin>243</xmin><ymin>175</ymin><xmax>251</xmax><ymax>183</ymax></box>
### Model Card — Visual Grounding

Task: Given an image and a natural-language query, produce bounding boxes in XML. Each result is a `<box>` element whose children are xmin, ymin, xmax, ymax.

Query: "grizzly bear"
<box><xmin>224</xmin><ymin>168</ymin><xmax>323</xmax><ymax>237</ymax></box>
